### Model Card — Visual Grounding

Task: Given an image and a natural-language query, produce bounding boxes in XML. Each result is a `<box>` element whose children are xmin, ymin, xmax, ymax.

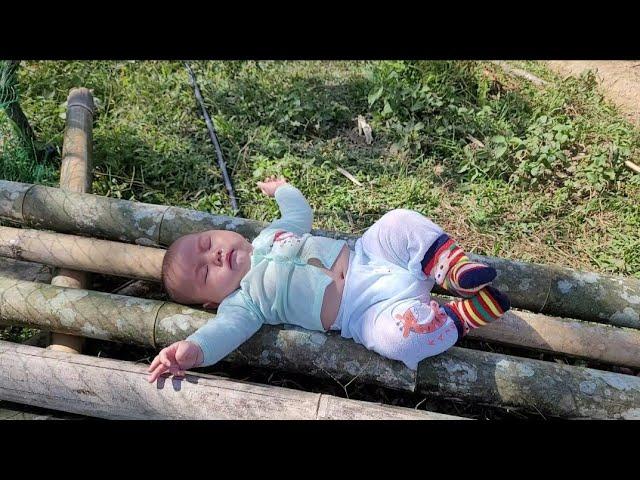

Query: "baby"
<box><xmin>147</xmin><ymin>176</ymin><xmax>510</xmax><ymax>382</ymax></box>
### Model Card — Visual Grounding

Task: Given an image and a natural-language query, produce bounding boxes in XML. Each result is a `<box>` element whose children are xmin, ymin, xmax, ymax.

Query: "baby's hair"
<box><xmin>161</xmin><ymin>240</ymin><xmax>184</xmax><ymax>303</ymax></box>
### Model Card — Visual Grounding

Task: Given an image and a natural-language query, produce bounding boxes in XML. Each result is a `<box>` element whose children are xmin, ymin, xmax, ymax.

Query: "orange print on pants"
<box><xmin>395</xmin><ymin>301</ymin><xmax>448</xmax><ymax>338</ymax></box>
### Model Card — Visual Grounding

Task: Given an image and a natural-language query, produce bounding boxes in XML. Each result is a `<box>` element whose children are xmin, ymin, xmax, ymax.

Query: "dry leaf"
<box><xmin>357</xmin><ymin>115</ymin><xmax>373</xmax><ymax>144</ymax></box>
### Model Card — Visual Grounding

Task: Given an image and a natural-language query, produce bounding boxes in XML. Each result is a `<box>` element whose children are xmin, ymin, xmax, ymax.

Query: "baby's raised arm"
<box><xmin>257</xmin><ymin>176</ymin><xmax>313</xmax><ymax>235</ymax></box>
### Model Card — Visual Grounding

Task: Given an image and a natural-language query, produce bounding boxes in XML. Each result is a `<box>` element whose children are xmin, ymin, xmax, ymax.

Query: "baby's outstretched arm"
<box><xmin>147</xmin><ymin>290</ymin><xmax>264</xmax><ymax>384</ymax></box>
<box><xmin>147</xmin><ymin>340</ymin><xmax>203</xmax><ymax>383</ymax></box>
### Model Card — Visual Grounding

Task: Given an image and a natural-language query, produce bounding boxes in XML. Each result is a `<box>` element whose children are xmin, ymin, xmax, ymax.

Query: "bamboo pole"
<box><xmin>0</xmin><ymin>257</ymin><xmax>51</xmax><ymax>348</ymax></box>
<box><xmin>59</xmin><ymin>88</ymin><xmax>94</xmax><ymax>194</ymax></box>
<box><xmin>466</xmin><ymin>308</ymin><xmax>640</xmax><ymax>367</ymax></box>
<box><xmin>0</xmin><ymin>276</ymin><xmax>414</xmax><ymax>392</ymax></box>
<box><xmin>49</xmin><ymin>87</ymin><xmax>95</xmax><ymax>354</ymax></box>
<box><xmin>0</xmin><ymin>341</ymin><xmax>458</xmax><ymax>420</ymax></box>
<box><xmin>1</xmin><ymin>276</ymin><xmax>639</xmax><ymax>419</ymax></box>
<box><xmin>231</xmin><ymin>326</ymin><xmax>640</xmax><ymax>419</ymax></box>
<box><xmin>1</xmin><ymin>179</ymin><xmax>638</xmax><ymax>328</ymax></box>
<box><xmin>415</xmin><ymin>347</ymin><xmax>640</xmax><ymax>419</ymax></box>
<box><xmin>1</xmin><ymin>228</ymin><xmax>639</xmax><ymax>368</ymax></box>
<box><xmin>0</xmin><ymin>226</ymin><xmax>163</xmax><ymax>281</ymax></box>
<box><xmin>465</xmin><ymin>306</ymin><xmax>640</xmax><ymax>368</ymax></box>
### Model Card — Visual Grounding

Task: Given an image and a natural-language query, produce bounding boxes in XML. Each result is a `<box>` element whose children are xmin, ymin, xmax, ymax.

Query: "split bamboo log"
<box><xmin>0</xmin><ymin>341</ymin><xmax>459</xmax><ymax>420</ymax></box>
<box><xmin>1</xmin><ymin>225</ymin><xmax>640</xmax><ymax>369</ymax></box>
<box><xmin>1</xmin><ymin>276</ymin><xmax>638</xmax><ymax>419</ymax></box>
<box><xmin>1</xmin><ymin>179</ymin><xmax>638</xmax><ymax>328</ymax></box>
<box><xmin>49</xmin><ymin>87</ymin><xmax>95</xmax><ymax>354</ymax></box>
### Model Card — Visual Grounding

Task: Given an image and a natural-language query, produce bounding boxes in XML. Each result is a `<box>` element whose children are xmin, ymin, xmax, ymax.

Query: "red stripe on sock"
<box><xmin>466</xmin><ymin>299</ymin><xmax>488</xmax><ymax>326</ymax></box>
<box><xmin>461</xmin><ymin>301</ymin><xmax>482</xmax><ymax>328</ymax></box>
<box><xmin>423</xmin><ymin>238</ymin><xmax>456</xmax><ymax>274</ymax></box>
<box><xmin>478</xmin><ymin>289</ymin><xmax>504</xmax><ymax>316</ymax></box>
<box><xmin>447</xmin><ymin>249</ymin><xmax>466</xmax><ymax>267</ymax></box>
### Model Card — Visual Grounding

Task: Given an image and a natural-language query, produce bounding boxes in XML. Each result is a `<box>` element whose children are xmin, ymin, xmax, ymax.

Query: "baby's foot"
<box><xmin>421</xmin><ymin>234</ymin><xmax>496</xmax><ymax>297</ymax></box>
<box><xmin>442</xmin><ymin>286</ymin><xmax>510</xmax><ymax>336</ymax></box>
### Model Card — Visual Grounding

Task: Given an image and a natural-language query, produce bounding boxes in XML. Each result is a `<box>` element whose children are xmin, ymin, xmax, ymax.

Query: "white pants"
<box><xmin>335</xmin><ymin>209</ymin><xmax>459</xmax><ymax>370</ymax></box>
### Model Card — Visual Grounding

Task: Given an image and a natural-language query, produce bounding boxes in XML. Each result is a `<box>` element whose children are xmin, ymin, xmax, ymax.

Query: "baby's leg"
<box><xmin>357</xmin><ymin>296</ymin><xmax>460</xmax><ymax>370</ymax></box>
<box><xmin>361</xmin><ymin>208</ymin><xmax>496</xmax><ymax>297</ymax></box>
<box><xmin>356</xmin><ymin>286</ymin><xmax>510</xmax><ymax>370</ymax></box>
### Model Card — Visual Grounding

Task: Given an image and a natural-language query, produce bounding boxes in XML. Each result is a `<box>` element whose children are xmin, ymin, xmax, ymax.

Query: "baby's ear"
<box><xmin>203</xmin><ymin>301</ymin><xmax>219</xmax><ymax>310</ymax></box>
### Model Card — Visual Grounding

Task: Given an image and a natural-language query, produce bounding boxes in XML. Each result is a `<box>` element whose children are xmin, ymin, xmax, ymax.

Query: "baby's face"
<box><xmin>167</xmin><ymin>230</ymin><xmax>253</xmax><ymax>307</ymax></box>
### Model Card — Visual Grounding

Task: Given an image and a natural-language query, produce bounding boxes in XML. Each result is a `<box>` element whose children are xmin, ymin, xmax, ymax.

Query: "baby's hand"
<box><xmin>257</xmin><ymin>175</ymin><xmax>288</xmax><ymax>197</ymax></box>
<box><xmin>147</xmin><ymin>340</ymin><xmax>204</xmax><ymax>383</ymax></box>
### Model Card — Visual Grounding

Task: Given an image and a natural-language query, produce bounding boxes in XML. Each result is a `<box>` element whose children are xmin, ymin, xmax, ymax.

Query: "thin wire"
<box><xmin>183</xmin><ymin>61</ymin><xmax>239</xmax><ymax>212</ymax></box>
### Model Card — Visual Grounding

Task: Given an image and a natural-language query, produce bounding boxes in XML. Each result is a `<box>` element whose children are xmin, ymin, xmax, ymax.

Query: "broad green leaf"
<box><xmin>382</xmin><ymin>100</ymin><xmax>393</xmax><ymax>116</ymax></box>
<box><xmin>368</xmin><ymin>86</ymin><xmax>384</xmax><ymax>106</ymax></box>
<box><xmin>493</xmin><ymin>144</ymin><xmax>508</xmax><ymax>159</ymax></box>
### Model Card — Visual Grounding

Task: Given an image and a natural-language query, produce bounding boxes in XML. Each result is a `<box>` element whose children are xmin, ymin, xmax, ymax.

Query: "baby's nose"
<box><xmin>209</xmin><ymin>248</ymin><xmax>223</xmax><ymax>266</ymax></box>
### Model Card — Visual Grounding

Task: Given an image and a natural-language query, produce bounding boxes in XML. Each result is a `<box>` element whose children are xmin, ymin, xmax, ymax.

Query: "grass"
<box><xmin>2</xmin><ymin>60</ymin><xmax>638</xmax><ymax>277</ymax></box>
<box><xmin>1</xmin><ymin>61</ymin><xmax>639</xmax><ymax>415</ymax></box>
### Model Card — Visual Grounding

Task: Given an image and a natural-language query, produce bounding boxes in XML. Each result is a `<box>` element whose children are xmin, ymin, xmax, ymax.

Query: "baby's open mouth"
<box><xmin>227</xmin><ymin>249</ymin><xmax>234</xmax><ymax>269</ymax></box>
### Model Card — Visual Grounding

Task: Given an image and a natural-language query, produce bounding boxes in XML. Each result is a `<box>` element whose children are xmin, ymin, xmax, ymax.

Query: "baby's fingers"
<box><xmin>147</xmin><ymin>363</ymin><xmax>168</xmax><ymax>383</ymax></box>
<box><xmin>159</xmin><ymin>348</ymin><xmax>172</xmax><ymax>368</ymax></box>
<box><xmin>256</xmin><ymin>183</ymin><xmax>270</xmax><ymax>196</ymax></box>
<box><xmin>147</xmin><ymin>355</ymin><xmax>161</xmax><ymax>372</ymax></box>
<box><xmin>168</xmin><ymin>364</ymin><xmax>183</xmax><ymax>376</ymax></box>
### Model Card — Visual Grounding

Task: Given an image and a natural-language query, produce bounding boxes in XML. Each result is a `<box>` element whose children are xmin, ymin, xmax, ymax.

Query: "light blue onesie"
<box><xmin>187</xmin><ymin>184</ymin><xmax>346</xmax><ymax>367</ymax></box>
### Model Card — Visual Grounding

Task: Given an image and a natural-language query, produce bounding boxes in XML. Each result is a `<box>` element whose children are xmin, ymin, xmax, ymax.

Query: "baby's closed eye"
<box><xmin>202</xmin><ymin>264</ymin><xmax>209</xmax><ymax>283</ymax></box>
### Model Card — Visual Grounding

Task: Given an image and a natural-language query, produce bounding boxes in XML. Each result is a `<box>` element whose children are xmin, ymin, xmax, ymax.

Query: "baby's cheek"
<box><xmin>219</xmin><ymin>271</ymin><xmax>241</xmax><ymax>296</ymax></box>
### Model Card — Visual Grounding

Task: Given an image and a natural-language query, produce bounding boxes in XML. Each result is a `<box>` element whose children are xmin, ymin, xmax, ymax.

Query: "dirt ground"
<box><xmin>546</xmin><ymin>60</ymin><xmax>640</xmax><ymax>127</ymax></box>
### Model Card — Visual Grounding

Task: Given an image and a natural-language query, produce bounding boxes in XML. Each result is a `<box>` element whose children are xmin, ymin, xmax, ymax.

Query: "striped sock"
<box><xmin>421</xmin><ymin>234</ymin><xmax>496</xmax><ymax>297</ymax></box>
<box><xmin>442</xmin><ymin>286</ymin><xmax>510</xmax><ymax>337</ymax></box>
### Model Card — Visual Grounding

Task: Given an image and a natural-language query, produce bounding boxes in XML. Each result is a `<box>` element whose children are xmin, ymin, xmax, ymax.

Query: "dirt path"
<box><xmin>546</xmin><ymin>61</ymin><xmax>640</xmax><ymax>128</ymax></box>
